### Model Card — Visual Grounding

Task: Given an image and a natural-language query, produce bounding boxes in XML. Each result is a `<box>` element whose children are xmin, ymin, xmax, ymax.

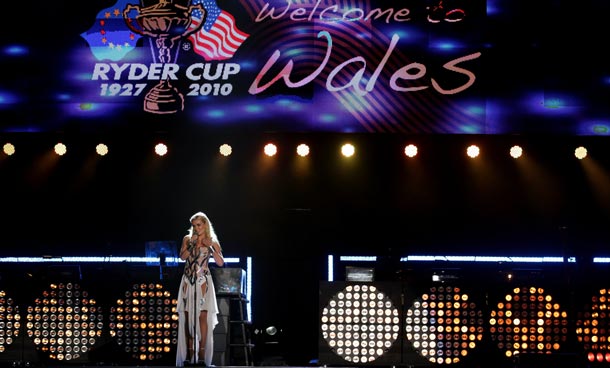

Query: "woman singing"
<box><xmin>176</xmin><ymin>211</ymin><xmax>225</xmax><ymax>367</ymax></box>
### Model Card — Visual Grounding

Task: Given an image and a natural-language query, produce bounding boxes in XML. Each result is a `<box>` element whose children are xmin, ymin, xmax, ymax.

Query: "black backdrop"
<box><xmin>2</xmin><ymin>132</ymin><xmax>610</xmax><ymax>258</ymax></box>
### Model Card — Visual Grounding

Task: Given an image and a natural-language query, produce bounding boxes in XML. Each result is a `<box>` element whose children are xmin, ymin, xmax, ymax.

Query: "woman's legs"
<box><xmin>184</xmin><ymin>310</ymin><xmax>194</xmax><ymax>361</ymax></box>
<box><xmin>197</xmin><ymin>282</ymin><xmax>210</xmax><ymax>365</ymax></box>
<box><xmin>182</xmin><ymin>281</ymin><xmax>195</xmax><ymax>363</ymax></box>
<box><xmin>198</xmin><ymin>310</ymin><xmax>209</xmax><ymax>363</ymax></box>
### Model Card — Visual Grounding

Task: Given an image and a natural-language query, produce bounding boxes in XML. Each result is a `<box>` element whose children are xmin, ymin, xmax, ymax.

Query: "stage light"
<box><xmin>0</xmin><ymin>290</ymin><xmax>20</xmax><ymax>353</ymax></box>
<box><xmin>264</xmin><ymin>143</ymin><xmax>277</xmax><ymax>157</ymax></box>
<box><xmin>341</xmin><ymin>143</ymin><xmax>355</xmax><ymax>158</ymax></box>
<box><xmin>265</xmin><ymin>326</ymin><xmax>278</xmax><ymax>336</ymax></box>
<box><xmin>404</xmin><ymin>144</ymin><xmax>418</xmax><ymax>158</ymax></box>
<box><xmin>154</xmin><ymin>143</ymin><xmax>168</xmax><ymax>156</ymax></box>
<box><xmin>510</xmin><ymin>145</ymin><xmax>523</xmax><ymax>158</ymax></box>
<box><xmin>219</xmin><ymin>143</ymin><xmax>232</xmax><ymax>156</ymax></box>
<box><xmin>489</xmin><ymin>286</ymin><xmax>568</xmax><ymax>358</ymax></box>
<box><xmin>296</xmin><ymin>143</ymin><xmax>309</xmax><ymax>157</ymax></box>
<box><xmin>576</xmin><ymin>288</ymin><xmax>610</xmax><ymax>362</ymax></box>
<box><xmin>54</xmin><ymin>143</ymin><xmax>67</xmax><ymax>156</ymax></box>
<box><xmin>27</xmin><ymin>282</ymin><xmax>103</xmax><ymax>362</ymax></box>
<box><xmin>320</xmin><ymin>284</ymin><xmax>400</xmax><ymax>364</ymax></box>
<box><xmin>430</xmin><ymin>271</ymin><xmax>458</xmax><ymax>283</ymax></box>
<box><xmin>345</xmin><ymin>266</ymin><xmax>374</xmax><ymax>282</ymax></box>
<box><xmin>3</xmin><ymin>143</ymin><xmax>15</xmax><ymax>156</ymax></box>
<box><xmin>466</xmin><ymin>145</ymin><xmax>479</xmax><ymax>158</ymax></box>
<box><xmin>402</xmin><ymin>255</ymin><xmax>565</xmax><ymax>263</ymax></box>
<box><xmin>405</xmin><ymin>285</ymin><xmax>484</xmax><ymax>364</ymax></box>
<box><xmin>96</xmin><ymin>144</ymin><xmax>108</xmax><ymax>156</ymax></box>
<box><xmin>253</xmin><ymin>324</ymin><xmax>285</xmax><ymax>365</ymax></box>
<box><xmin>109</xmin><ymin>283</ymin><xmax>178</xmax><ymax>362</ymax></box>
<box><xmin>575</xmin><ymin>146</ymin><xmax>587</xmax><ymax>159</ymax></box>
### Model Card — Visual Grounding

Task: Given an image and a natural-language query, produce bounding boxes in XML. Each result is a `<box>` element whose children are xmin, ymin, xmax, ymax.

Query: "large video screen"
<box><xmin>1</xmin><ymin>0</ymin><xmax>609</xmax><ymax>134</ymax></box>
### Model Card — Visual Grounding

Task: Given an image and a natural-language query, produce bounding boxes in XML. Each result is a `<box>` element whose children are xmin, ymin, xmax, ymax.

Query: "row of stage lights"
<box><xmin>3</xmin><ymin>282</ymin><xmax>607</xmax><ymax>365</ymax></box>
<box><xmin>320</xmin><ymin>284</ymin><xmax>610</xmax><ymax>365</ymax></box>
<box><xmin>0</xmin><ymin>282</ymin><xmax>178</xmax><ymax>363</ymax></box>
<box><xmin>1</xmin><ymin>142</ymin><xmax>591</xmax><ymax>159</ymax></box>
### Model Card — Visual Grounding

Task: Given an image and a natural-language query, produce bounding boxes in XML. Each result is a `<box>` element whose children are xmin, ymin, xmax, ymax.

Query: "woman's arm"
<box><xmin>179</xmin><ymin>235</ymin><xmax>191</xmax><ymax>261</ymax></box>
<box><xmin>210</xmin><ymin>241</ymin><xmax>225</xmax><ymax>267</ymax></box>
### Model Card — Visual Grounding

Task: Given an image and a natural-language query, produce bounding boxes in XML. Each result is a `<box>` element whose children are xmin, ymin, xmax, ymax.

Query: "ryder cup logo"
<box><xmin>81</xmin><ymin>0</ymin><xmax>249</xmax><ymax>114</ymax></box>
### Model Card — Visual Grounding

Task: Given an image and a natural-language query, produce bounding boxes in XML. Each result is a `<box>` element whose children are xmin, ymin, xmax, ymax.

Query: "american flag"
<box><xmin>188</xmin><ymin>0</ymin><xmax>249</xmax><ymax>61</ymax></box>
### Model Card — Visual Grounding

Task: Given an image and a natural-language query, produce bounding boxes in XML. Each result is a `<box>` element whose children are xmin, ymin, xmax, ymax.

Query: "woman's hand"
<box><xmin>201</xmin><ymin>237</ymin><xmax>214</xmax><ymax>248</ymax></box>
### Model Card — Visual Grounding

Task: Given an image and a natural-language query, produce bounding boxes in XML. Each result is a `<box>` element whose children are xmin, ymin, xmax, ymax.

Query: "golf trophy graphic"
<box><xmin>123</xmin><ymin>0</ymin><xmax>205</xmax><ymax>114</ymax></box>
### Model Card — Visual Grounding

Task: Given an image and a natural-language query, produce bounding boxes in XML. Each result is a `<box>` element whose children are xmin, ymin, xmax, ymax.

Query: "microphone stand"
<box><xmin>193</xmin><ymin>270</ymin><xmax>198</xmax><ymax>365</ymax></box>
<box><xmin>184</xmin><ymin>242</ymin><xmax>198</xmax><ymax>367</ymax></box>
<box><xmin>190</xmin><ymin>242</ymin><xmax>201</xmax><ymax>366</ymax></box>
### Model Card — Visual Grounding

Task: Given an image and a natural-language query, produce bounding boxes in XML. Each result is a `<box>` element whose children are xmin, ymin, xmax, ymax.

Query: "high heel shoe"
<box><xmin>197</xmin><ymin>348</ymin><xmax>207</xmax><ymax>366</ymax></box>
<box><xmin>184</xmin><ymin>348</ymin><xmax>194</xmax><ymax>366</ymax></box>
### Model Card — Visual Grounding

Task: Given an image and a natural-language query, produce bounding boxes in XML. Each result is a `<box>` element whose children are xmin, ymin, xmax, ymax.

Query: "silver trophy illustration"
<box><xmin>123</xmin><ymin>0</ymin><xmax>206</xmax><ymax>114</ymax></box>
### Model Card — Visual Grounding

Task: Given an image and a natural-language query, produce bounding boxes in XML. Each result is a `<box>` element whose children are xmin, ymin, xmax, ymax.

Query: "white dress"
<box><xmin>175</xmin><ymin>241</ymin><xmax>219</xmax><ymax>367</ymax></box>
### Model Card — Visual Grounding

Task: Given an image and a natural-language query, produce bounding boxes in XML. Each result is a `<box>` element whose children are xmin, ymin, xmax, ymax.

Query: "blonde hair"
<box><xmin>188</xmin><ymin>211</ymin><xmax>220</xmax><ymax>244</ymax></box>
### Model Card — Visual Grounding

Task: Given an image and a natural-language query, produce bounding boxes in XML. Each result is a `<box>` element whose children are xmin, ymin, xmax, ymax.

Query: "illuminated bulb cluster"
<box><xmin>321</xmin><ymin>284</ymin><xmax>400</xmax><ymax>364</ymax></box>
<box><xmin>341</xmin><ymin>144</ymin><xmax>355</xmax><ymax>157</ymax></box>
<box><xmin>3</xmin><ymin>143</ymin><xmax>15</xmax><ymax>156</ymax></box>
<box><xmin>26</xmin><ymin>283</ymin><xmax>103</xmax><ymax>361</ymax></box>
<box><xmin>264</xmin><ymin>143</ymin><xmax>277</xmax><ymax>156</ymax></box>
<box><xmin>489</xmin><ymin>286</ymin><xmax>567</xmax><ymax>358</ymax></box>
<box><xmin>154</xmin><ymin>143</ymin><xmax>168</xmax><ymax>156</ymax></box>
<box><xmin>510</xmin><ymin>145</ymin><xmax>523</xmax><ymax>158</ymax></box>
<box><xmin>576</xmin><ymin>288</ymin><xmax>610</xmax><ymax>363</ymax></box>
<box><xmin>54</xmin><ymin>143</ymin><xmax>67</xmax><ymax>156</ymax></box>
<box><xmin>219</xmin><ymin>144</ymin><xmax>232</xmax><ymax>156</ymax></box>
<box><xmin>575</xmin><ymin>146</ymin><xmax>587</xmax><ymax>159</ymax></box>
<box><xmin>404</xmin><ymin>144</ymin><xmax>418</xmax><ymax>158</ymax></box>
<box><xmin>296</xmin><ymin>144</ymin><xmax>310</xmax><ymax>157</ymax></box>
<box><xmin>109</xmin><ymin>283</ymin><xmax>178</xmax><ymax>362</ymax></box>
<box><xmin>405</xmin><ymin>286</ymin><xmax>483</xmax><ymax>364</ymax></box>
<box><xmin>0</xmin><ymin>290</ymin><xmax>20</xmax><ymax>353</ymax></box>
<box><xmin>466</xmin><ymin>145</ymin><xmax>479</xmax><ymax>158</ymax></box>
<box><xmin>96</xmin><ymin>144</ymin><xmax>109</xmax><ymax>156</ymax></box>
